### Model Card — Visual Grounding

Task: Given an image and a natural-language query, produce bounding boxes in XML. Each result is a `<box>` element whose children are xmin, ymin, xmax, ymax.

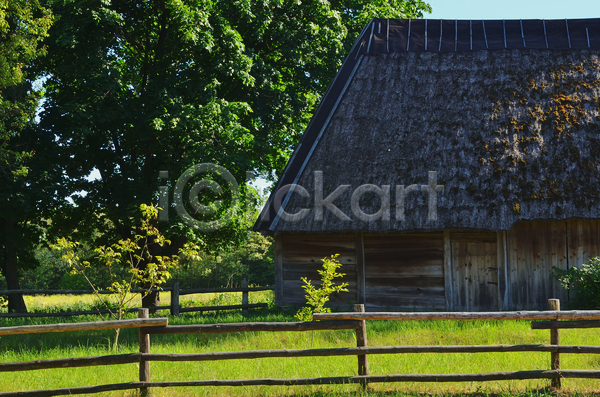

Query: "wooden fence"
<box><xmin>2</xmin><ymin>300</ymin><xmax>600</xmax><ymax>396</ymax></box>
<box><xmin>0</xmin><ymin>278</ymin><xmax>274</xmax><ymax>318</ymax></box>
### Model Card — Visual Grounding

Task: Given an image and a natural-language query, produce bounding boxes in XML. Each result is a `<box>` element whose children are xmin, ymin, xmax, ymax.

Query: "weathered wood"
<box><xmin>356</xmin><ymin>234</ymin><xmax>365</xmax><ymax>304</ymax></box>
<box><xmin>532</xmin><ymin>320</ymin><xmax>600</xmax><ymax>329</ymax></box>
<box><xmin>136</xmin><ymin>344</ymin><xmax>600</xmax><ymax>359</ymax></box>
<box><xmin>354</xmin><ymin>304</ymin><xmax>369</xmax><ymax>388</ymax></box>
<box><xmin>281</xmin><ymin>234</ymin><xmax>358</xmax><ymax>306</ymax></box>
<box><xmin>179</xmin><ymin>303</ymin><xmax>267</xmax><ymax>313</ymax></box>
<box><xmin>242</xmin><ymin>275</ymin><xmax>249</xmax><ymax>316</ymax></box>
<box><xmin>0</xmin><ymin>306</ymin><xmax>173</xmax><ymax>319</ymax></box>
<box><xmin>144</xmin><ymin>320</ymin><xmax>361</xmax><ymax>335</ymax></box>
<box><xmin>443</xmin><ymin>230</ymin><xmax>453</xmax><ymax>311</ymax></box>
<box><xmin>179</xmin><ymin>286</ymin><xmax>274</xmax><ymax>295</ymax></box>
<box><xmin>549</xmin><ymin>299</ymin><xmax>561</xmax><ymax>388</ymax></box>
<box><xmin>313</xmin><ymin>310</ymin><xmax>600</xmax><ymax>321</ymax></box>
<box><xmin>0</xmin><ymin>317</ymin><xmax>167</xmax><ymax>336</ymax></box>
<box><xmin>0</xmin><ymin>288</ymin><xmax>173</xmax><ymax>296</ymax></box>
<box><xmin>0</xmin><ymin>382</ymin><xmax>145</xmax><ymax>397</ymax></box>
<box><xmin>497</xmin><ymin>231</ymin><xmax>508</xmax><ymax>310</ymax></box>
<box><xmin>138</xmin><ymin>309</ymin><xmax>151</xmax><ymax>397</ymax></box>
<box><xmin>450</xmin><ymin>233</ymin><xmax>499</xmax><ymax>311</ymax></box>
<box><xmin>0</xmin><ymin>354</ymin><xmax>142</xmax><ymax>372</ymax></box>
<box><xmin>274</xmin><ymin>234</ymin><xmax>284</xmax><ymax>306</ymax></box>
<box><xmin>364</xmin><ymin>234</ymin><xmax>444</xmax><ymax>310</ymax></box>
<box><xmin>7</xmin><ymin>370</ymin><xmax>600</xmax><ymax>395</ymax></box>
<box><xmin>170</xmin><ymin>280</ymin><xmax>180</xmax><ymax>317</ymax></box>
<box><xmin>4</xmin><ymin>344</ymin><xmax>600</xmax><ymax>373</ymax></box>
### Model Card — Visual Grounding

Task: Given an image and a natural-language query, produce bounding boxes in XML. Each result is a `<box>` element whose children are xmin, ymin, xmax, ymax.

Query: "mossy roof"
<box><xmin>255</xmin><ymin>18</ymin><xmax>600</xmax><ymax>234</ymax></box>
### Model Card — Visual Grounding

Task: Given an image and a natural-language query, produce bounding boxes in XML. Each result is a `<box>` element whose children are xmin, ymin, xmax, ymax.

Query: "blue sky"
<box><xmin>426</xmin><ymin>0</ymin><xmax>600</xmax><ymax>20</ymax></box>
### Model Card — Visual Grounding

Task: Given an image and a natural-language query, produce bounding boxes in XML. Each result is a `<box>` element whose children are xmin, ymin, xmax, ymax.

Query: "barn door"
<box><xmin>450</xmin><ymin>233</ymin><xmax>498</xmax><ymax>311</ymax></box>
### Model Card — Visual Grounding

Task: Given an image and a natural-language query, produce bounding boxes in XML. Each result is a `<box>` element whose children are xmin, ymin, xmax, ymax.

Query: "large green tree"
<box><xmin>36</xmin><ymin>0</ymin><xmax>430</xmax><ymax>303</ymax></box>
<box><xmin>0</xmin><ymin>0</ymin><xmax>53</xmax><ymax>312</ymax></box>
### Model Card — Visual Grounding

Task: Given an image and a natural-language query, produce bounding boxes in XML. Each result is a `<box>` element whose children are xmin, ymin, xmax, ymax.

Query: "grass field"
<box><xmin>1</xmin><ymin>293</ymin><xmax>599</xmax><ymax>396</ymax></box>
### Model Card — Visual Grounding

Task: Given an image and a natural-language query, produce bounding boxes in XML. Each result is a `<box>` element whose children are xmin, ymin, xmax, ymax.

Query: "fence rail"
<box><xmin>312</xmin><ymin>310</ymin><xmax>600</xmax><ymax>321</ymax></box>
<box><xmin>2</xmin><ymin>300</ymin><xmax>600</xmax><ymax>396</ymax></box>
<box><xmin>0</xmin><ymin>279</ymin><xmax>274</xmax><ymax>318</ymax></box>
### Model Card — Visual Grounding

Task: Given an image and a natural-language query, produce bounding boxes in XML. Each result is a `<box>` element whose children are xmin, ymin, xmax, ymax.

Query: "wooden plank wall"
<box><xmin>278</xmin><ymin>219</ymin><xmax>600</xmax><ymax>311</ymax></box>
<box><xmin>450</xmin><ymin>233</ymin><xmax>498</xmax><ymax>311</ymax></box>
<box><xmin>507</xmin><ymin>220</ymin><xmax>569</xmax><ymax>309</ymax></box>
<box><xmin>363</xmin><ymin>234</ymin><xmax>445</xmax><ymax>310</ymax></box>
<box><xmin>281</xmin><ymin>235</ymin><xmax>357</xmax><ymax>307</ymax></box>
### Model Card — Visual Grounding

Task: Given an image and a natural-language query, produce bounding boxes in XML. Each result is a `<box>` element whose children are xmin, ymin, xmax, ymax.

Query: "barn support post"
<box><xmin>354</xmin><ymin>304</ymin><xmax>369</xmax><ymax>390</ymax></box>
<box><xmin>356</xmin><ymin>234</ymin><xmax>366</xmax><ymax>305</ymax></box>
<box><xmin>549</xmin><ymin>299</ymin><xmax>561</xmax><ymax>388</ymax></box>
<box><xmin>274</xmin><ymin>235</ymin><xmax>284</xmax><ymax>306</ymax></box>
<box><xmin>497</xmin><ymin>231</ymin><xmax>509</xmax><ymax>310</ymax></box>
<box><xmin>443</xmin><ymin>231</ymin><xmax>454</xmax><ymax>311</ymax></box>
<box><xmin>139</xmin><ymin>308</ymin><xmax>151</xmax><ymax>397</ymax></box>
<box><xmin>170</xmin><ymin>279</ymin><xmax>180</xmax><ymax>317</ymax></box>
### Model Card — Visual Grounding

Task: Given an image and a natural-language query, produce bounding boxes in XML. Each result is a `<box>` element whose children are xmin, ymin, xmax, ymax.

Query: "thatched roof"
<box><xmin>255</xmin><ymin>18</ymin><xmax>600</xmax><ymax>234</ymax></box>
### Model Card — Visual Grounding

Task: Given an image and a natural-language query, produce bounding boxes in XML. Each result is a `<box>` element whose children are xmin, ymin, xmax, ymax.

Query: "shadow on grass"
<box><xmin>0</xmin><ymin>307</ymin><xmax>317</xmax><ymax>353</ymax></box>
<box><xmin>281</xmin><ymin>387</ymin><xmax>577</xmax><ymax>397</ymax></box>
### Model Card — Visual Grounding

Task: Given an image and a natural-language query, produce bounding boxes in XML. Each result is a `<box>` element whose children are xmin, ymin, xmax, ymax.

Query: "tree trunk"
<box><xmin>0</xmin><ymin>218</ymin><xmax>27</xmax><ymax>313</ymax></box>
<box><xmin>142</xmin><ymin>289</ymin><xmax>160</xmax><ymax>311</ymax></box>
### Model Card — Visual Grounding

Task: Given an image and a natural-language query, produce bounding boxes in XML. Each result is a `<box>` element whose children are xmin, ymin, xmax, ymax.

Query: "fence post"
<box><xmin>170</xmin><ymin>280</ymin><xmax>180</xmax><ymax>317</ymax></box>
<box><xmin>354</xmin><ymin>304</ymin><xmax>369</xmax><ymax>389</ymax></box>
<box><xmin>139</xmin><ymin>308</ymin><xmax>151</xmax><ymax>397</ymax></box>
<box><xmin>549</xmin><ymin>298</ymin><xmax>561</xmax><ymax>389</ymax></box>
<box><xmin>242</xmin><ymin>274</ymin><xmax>249</xmax><ymax>316</ymax></box>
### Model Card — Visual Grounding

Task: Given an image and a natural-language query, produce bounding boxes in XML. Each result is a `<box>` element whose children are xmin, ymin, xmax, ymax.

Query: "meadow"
<box><xmin>0</xmin><ymin>292</ymin><xmax>599</xmax><ymax>396</ymax></box>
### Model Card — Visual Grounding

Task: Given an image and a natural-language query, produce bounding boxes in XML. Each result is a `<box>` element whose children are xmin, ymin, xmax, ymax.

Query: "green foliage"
<box><xmin>33</xmin><ymin>0</ymin><xmax>431</xmax><ymax>253</ymax></box>
<box><xmin>175</xmin><ymin>232</ymin><xmax>273</xmax><ymax>288</ymax></box>
<box><xmin>0</xmin><ymin>0</ymin><xmax>52</xmax><ymax>177</ymax></box>
<box><xmin>50</xmin><ymin>204</ymin><xmax>201</xmax><ymax>349</ymax></box>
<box><xmin>553</xmin><ymin>257</ymin><xmax>600</xmax><ymax>309</ymax></box>
<box><xmin>295</xmin><ymin>255</ymin><xmax>349</xmax><ymax>321</ymax></box>
<box><xmin>0</xmin><ymin>0</ymin><xmax>56</xmax><ymax>313</ymax></box>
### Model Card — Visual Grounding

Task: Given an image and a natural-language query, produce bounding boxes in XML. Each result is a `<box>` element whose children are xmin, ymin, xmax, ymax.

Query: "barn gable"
<box><xmin>256</xmin><ymin>18</ymin><xmax>600</xmax><ymax>311</ymax></box>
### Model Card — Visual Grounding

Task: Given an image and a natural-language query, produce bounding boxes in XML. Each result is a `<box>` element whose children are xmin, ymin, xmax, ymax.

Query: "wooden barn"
<box><xmin>254</xmin><ymin>18</ymin><xmax>600</xmax><ymax>311</ymax></box>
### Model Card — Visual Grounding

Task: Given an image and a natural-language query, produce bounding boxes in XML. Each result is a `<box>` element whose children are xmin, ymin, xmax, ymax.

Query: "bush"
<box><xmin>295</xmin><ymin>254</ymin><xmax>348</xmax><ymax>321</ymax></box>
<box><xmin>553</xmin><ymin>257</ymin><xmax>600</xmax><ymax>309</ymax></box>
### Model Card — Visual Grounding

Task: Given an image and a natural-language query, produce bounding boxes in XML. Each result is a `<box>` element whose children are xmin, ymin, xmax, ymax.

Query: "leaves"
<box><xmin>35</xmin><ymin>0</ymin><xmax>430</xmax><ymax>251</ymax></box>
<box><xmin>295</xmin><ymin>254</ymin><xmax>348</xmax><ymax>321</ymax></box>
<box><xmin>50</xmin><ymin>203</ymin><xmax>200</xmax><ymax>349</ymax></box>
<box><xmin>553</xmin><ymin>257</ymin><xmax>600</xmax><ymax>309</ymax></box>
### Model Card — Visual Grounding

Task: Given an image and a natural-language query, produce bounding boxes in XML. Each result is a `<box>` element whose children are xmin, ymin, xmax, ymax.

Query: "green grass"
<box><xmin>0</xmin><ymin>294</ymin><xmax>599</xmax><ymax>396</ymax></box>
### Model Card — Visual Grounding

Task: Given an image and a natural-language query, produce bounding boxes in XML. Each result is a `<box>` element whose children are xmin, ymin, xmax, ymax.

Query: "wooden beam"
<box><xmin>144</xmin><ymin>320</ymin><xmax>361</xmax><ymax>335</ymax></box>
<box><xmin>4</xmin><ymin>344</ymin><xmax>600</xmax><ymax>373</ymax></box>
<box><xmin>7</xmin><ymin>370</ymin><xmax>600</xmax><ymax>396</ymax></box>
<box><xmin>138</xmin><ymin>309</ymin><xmax>151</xmax><ymax>397</ymax></box>
<box><xmin>0</xmin><ymin>288</ymin><xmax>172</xmax><ymax>296</ymax></box>
<box><xmin>0</xmin><ymin>318</ymin><xmax>168</xmax><ymax>336</ymax></box>
<box><xmin>532</xmin><ymin>320</ymin><xmax>600</xmax><ymax>329</ymax></box>
<box><xmin>313</xmin><ymin>310</ymin><xmax>600</xmax><ymax>321</ymax></box>
<box><xmin>137</xmin><ymin>344</ymin><xmax>600</xmax><ymax>358</ymax></box>
<box><xmin>179</xmin><ymin>304</ymin><xmax>267</xmax><ymax>313</ymax></box>
<box><xmin>443</xmin><ymin>230</ymin><xmax>453</xmax><ymax>311</ymax></box>
<box><xmin>179</xmin><ymin>286</ymin><xmax>274</xmax><ymax>295</ymax></box>
<box><xmin>274</xmin><ymin>234</ymin><xmax>284</xmax><ymax>306</ymax></box>
<box><xmin>354</xmin><ymin>304</ymin><xmax>369</xmax><ymax>385</ymax></box>
<box><xmin>0</xmin><ymin>354</ymin><xmax>142</xmax><ymax>372</ymax></box>
<box><xmin>356</xmin><ymin>234</ymin><xmax>366</xmax><ymax>305</ymax></box>
<box><xmin>548</xmin><ymin>299</ymin><xmax>561</xmax><ymax>389</ymax></box>
<box><xmin>497</xmin><ymin>231</ymin><xmax>508</xmax><ymax>310</ymax></box>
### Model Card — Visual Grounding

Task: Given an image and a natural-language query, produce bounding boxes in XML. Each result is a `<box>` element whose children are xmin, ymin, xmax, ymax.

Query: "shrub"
<box><xmin>553</xmin><ymin>257</ymin><xmax>600</xmax><ymax>309</ymax></box>
<box><xmin>295</xmin><ymin>254</ymin><xmax>349</xmax><ymax>321</ymax></box>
